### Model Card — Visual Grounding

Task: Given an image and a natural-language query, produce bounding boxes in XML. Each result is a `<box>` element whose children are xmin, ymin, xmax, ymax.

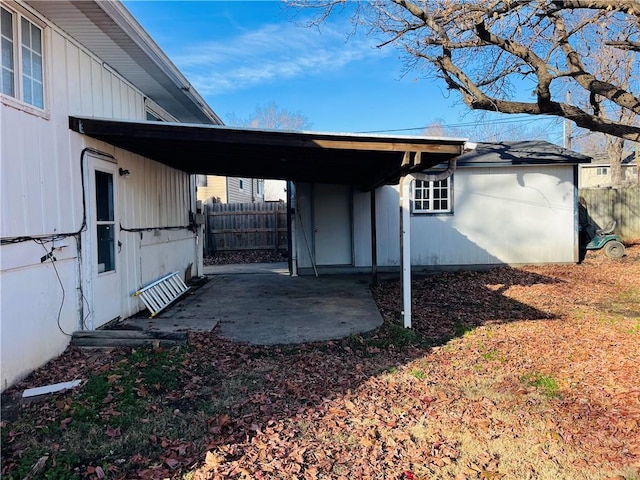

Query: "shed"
<box><xmin>294</xmin><ymin>140</ymin><xmax>591</xmax><ymax>273</ymax></box>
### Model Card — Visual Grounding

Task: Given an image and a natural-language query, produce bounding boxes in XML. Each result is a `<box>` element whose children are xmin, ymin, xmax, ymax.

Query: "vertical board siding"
<box><xmin>117</xmin><ymin>147</ymin><xmax>193</xmax><ymax>319</ymax></box>
<box><xmin>375</xmin><ymin>185</ymin><xmax>401</xmax><ymax>266</ymax></box>
<box><xmin>2</xmin><ymin>27</ymin><xmax>146</xmax><ymax>239</ymax></box>
<box><xmin>353</xmin><ymin>190</ymin><xmax>372</xmax><ymax>267</ymax></box>
<box><xmin>579</xmin><ymin>187</ymin><xmax>640</xmax><ymax>241</ymax></box>
<box><xmin>206</xmin><ymin>202</ymin><xmax>288</xmax><ymax>255</ymax></box>
<box><xmin>294</xmin><ymin>183</ymin><xmax>315</xmax><ymax>269</ymax></box>
<box><xmin>1</xmin><ymin>10</ymin><xmax>196</xmax><ymax>390</ymax></box>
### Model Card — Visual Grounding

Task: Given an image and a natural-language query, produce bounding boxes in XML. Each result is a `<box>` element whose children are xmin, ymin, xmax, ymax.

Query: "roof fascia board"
<box><xmin>70</xmin><ymin>116</ymin><xmax>468</xmax><ymax>152</ymax></box>
<box><xmin>425</xmin><ymin>160</ymin><xmax>587</xmax><ymax>169</ymax></box>
<box><xmin>97</xmin><ymin>0</ymin><xmax>222</xmax><ymax>125</ymax></box>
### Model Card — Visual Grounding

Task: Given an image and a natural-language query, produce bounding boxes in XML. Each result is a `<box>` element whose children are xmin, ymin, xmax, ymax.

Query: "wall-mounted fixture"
<box><xmin>119</xmin><ymin>168</ymin><xmax>130</xmax><ymax>177</ymax></box>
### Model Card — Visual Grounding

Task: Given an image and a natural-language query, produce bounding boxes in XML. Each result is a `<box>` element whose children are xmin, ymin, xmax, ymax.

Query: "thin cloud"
<box><xmin>172</xmin><ymin>21</ymin><xmax>385</xmax><ymax>95</ymax></box>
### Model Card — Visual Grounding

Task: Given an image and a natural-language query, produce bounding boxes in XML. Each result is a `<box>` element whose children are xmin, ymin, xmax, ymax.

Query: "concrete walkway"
<box><xmin>121</xmin><ymin>268</ymin><xmax>383</xmax><ymax>345</ymax></box>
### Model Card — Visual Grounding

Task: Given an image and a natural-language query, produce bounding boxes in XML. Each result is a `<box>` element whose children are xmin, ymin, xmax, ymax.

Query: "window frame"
<box><xmin>144</xmin><ymin>98</ymin><xmax>177</xmax><ymax>122</ymax></box>
<box><xmin>412</xmin><ymin>176</ymin><xmax>453</xmax><ymax>215</ymax></box>
<box><xmin>0</xmin><ymin>4</ymin><xmax>47</xmax><ymax>116</ymax></box>
<box><xmin>595</xmin><ymin>166</ymin><xmax>609</xmax><ymax>176</ymax></box>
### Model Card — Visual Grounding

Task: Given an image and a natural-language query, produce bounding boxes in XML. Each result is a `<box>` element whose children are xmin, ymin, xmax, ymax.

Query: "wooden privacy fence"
<box><xmin>579</xmin><ymin>186</ymin><xmax>640</xmax><ymax>241</ymax></box>
<box><xmin>204</xmin><ymin>202</ymin><xmax>288</xmax><ymax>255</ymax></box>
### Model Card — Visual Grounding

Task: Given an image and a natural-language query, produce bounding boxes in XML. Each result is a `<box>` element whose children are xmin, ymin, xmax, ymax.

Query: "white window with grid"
<box><xmin>596</xmin><ymin>167</ymin><xmax>609</xmax><ymax>176</ymax></box>
<box><xmin>413</xmin><ymin>177</ymin><xmax>452</xmax><ymax>214</ymax></box>
<box><xmin>1</xmin><ymin>6</ymin><xmax>44</xmax><ymax>109</ymax></box>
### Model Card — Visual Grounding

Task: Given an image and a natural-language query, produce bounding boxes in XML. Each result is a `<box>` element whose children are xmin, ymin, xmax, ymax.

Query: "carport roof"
<box><xmin>69</xmin><ymin>116</ymin><xmax>468</xmax><ymax>191</ymax></box>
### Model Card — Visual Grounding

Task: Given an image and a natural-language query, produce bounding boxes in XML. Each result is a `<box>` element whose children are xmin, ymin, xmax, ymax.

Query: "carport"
<box><xmin>69</xmin><ymin>116</ymin><xmax>469</xmax><ymax>328</ymax></box>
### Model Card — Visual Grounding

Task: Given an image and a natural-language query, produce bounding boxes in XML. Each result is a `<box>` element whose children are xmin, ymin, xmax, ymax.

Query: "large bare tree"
<box><xmin>571</xmin><ymin>42</ymin><xmax>637</xmax><ymax>185</ymax></box>
<box><xmin>227</xmin><ymin>101</ymin><xmax>312</xmax><ymax>130</ymax></box>
<box><xmin>290</xmin><ymin>0</ymin><xmax>640</xmax><ymax>145</ymax></box>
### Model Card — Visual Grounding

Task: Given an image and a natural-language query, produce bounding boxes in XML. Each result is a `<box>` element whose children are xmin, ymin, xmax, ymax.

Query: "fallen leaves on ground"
<box><xmin>2</xmin><ymin>246</ymin><xmax>639</xmax><ymax>479</ymax></box>
<box><xmin>204</xmin><ymin>250</ymin><xmax>288</xmax><ymax>265</ymax></box>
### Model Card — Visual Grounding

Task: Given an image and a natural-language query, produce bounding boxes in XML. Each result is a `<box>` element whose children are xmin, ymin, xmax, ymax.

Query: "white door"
<box><xmin>313</xmin><ymin>184</ymin><xmax>352</xmax><ymax>266</ymax></box>
<box><xmin>84</xmin><ymin>154</ymin><xmax>120</xmax><ymax>328</ymax></box>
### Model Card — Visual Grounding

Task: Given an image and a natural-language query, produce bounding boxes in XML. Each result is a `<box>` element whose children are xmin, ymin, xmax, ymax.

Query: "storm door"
<box><xmin>84</xmin><ymin>154</ymin><xmax>121</xmax><ymax>328</ymax></box>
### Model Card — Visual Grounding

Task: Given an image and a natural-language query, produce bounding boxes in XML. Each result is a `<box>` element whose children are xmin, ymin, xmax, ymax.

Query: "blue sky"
<box><xmin>123</xmin><ymin>1</ymin><xmax>561</xmax><ymax>142</ymax></box>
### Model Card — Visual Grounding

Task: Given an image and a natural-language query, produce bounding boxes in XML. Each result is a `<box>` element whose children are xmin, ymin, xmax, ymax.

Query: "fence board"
<box><xmin>580</xmin><ymin>186</ymin><xmax>640</xmax><ymax>241</ymax></box>
<box><xmin>204</xmin><ymin>202</ymin><xmax>288</xmax><ymax>255</ymax></box>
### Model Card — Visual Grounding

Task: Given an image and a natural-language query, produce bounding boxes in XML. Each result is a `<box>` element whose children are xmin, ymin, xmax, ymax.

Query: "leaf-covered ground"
<box><xmin>2</xmin><ymin>246</ymin><xmax>639</xmax><ymax>479</ymax></box>
<box><xmin>204</xmin><ymin>250</ymin><xmax>288</xmax><ymax>265</ymax></box>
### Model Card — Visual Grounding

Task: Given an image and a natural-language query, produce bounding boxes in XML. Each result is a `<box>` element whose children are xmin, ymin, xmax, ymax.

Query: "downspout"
<box><xmin>399</xmin><ymin>142</ymin><xmax>475</xmax><ymax>329</ymax></box>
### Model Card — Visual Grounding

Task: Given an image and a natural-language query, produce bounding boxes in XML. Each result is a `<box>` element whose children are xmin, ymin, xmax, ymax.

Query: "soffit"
<box><xmin>25</xmin><ymin>0</ymin><xmax>218</xmax><ymax>124</ymax></box>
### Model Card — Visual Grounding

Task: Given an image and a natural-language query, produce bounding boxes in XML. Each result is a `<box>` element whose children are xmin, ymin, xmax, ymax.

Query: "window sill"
<box><xmin>1</xmin><ymin>95</ymin><xmax>49</xmax><ymax>120</ymax></box>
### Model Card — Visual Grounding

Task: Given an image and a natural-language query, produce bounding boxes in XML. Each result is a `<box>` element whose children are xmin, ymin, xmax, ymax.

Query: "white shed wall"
<box><xmin>1</xmin><ymin>7</ymin><xmax>197</xmax><ymax>390</ymax></box>
<box><xmin>294</xmin><ymin>164</ymin><xmax>578</xmax><ymax>272</ymax></box>
<box><xmin>407</xmin><ymin>165</ymin><xmax>578</xmax><ymax>266</ymax></box>
<box><xmin>294</xmin><ymin>183</ymin><xmax>315</xmax><ymax>269</ymax></box>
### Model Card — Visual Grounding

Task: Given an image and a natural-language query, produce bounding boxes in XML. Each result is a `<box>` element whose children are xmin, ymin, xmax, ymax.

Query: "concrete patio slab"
<box><xmin>121</xmin><ymin>270</ymin><xmax>383</xmax><ymax>345</ymax></box>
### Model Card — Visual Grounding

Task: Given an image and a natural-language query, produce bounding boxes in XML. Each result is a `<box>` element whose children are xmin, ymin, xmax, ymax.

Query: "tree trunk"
<box><xmin>607</xmin><ymin>138</ymin><xmax>624</xmax><ymax>187</ymax></box>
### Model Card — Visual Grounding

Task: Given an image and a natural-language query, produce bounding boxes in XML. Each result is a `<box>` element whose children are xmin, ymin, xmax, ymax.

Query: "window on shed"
<box><xmin>596</xmin><ymin>167</ymin><xmax>609</xmax><ymax>176</ymax></box>
<box><xmin>413</xmin><ymin>177</ymin><xmax>452</xmax><ymax>214</ymax></box>
<box><xmin>1</xmin><ymin>6</ymin><xmax>43</xmax><ymax>109</ymax></box>
<box><xmin>238</xmin><ymin>179</ymin><xmax>244</xmax><ymax>191</ymax></box>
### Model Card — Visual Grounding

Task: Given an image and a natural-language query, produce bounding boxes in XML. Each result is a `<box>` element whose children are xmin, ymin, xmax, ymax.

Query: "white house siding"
<box><xmin>226</xmin><ymin>178</ymin><xmax>245</xmax><ymax>204</ymax></box>
<box><xmin>226</xmin><ymin>177</ymin><xmax>260</xmax><ymax>204</ymax></box>
<box><xmin>579</xmin><ymin>164</ymin><xmax>638</xmax><ymax>187</ymax></box>
<box><xmin>1</xmin><ymin>8</ymin><xmax>196</xmax><ymax>390</ymax></box>
<box><xmin>264</xmin><ymin>179</ymin><xmax>287</xmax><ymax>202</ymax></box>
<box><xmin>110</xmin><ymin>146</ymin><xmax>196</xmax><ymax>320</ymax></box>
<box><xmin>294</xmin><ymin>164</ymin><xmax>578</xmax><ymax>272</ymax></box>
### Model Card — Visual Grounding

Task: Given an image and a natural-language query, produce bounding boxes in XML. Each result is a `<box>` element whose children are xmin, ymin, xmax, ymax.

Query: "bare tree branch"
<box><xmin>288</xmin><ymin>0</ymin><xmax>640</xmax><ymax>144</ymax></box>
<box><xmin>606</xmin><ymin>40</ymin><xmax>640</xmax><ymax>51</ymax></box>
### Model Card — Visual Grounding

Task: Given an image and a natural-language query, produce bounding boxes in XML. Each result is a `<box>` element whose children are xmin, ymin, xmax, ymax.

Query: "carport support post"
<box><xmin>400</xmin><ymin>173</ymin><xmax>414</xmax><ymax>329</ymax></box>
